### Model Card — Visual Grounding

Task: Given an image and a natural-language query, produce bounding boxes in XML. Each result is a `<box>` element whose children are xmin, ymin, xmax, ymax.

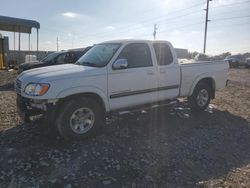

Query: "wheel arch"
<box><xmin>56</xmin><ymin>87</ymin><xmax>109</xmax><ymax>114</ymax></box>
<box><xmin>189</xmin><ymin>76</ymin><xmax>216</xmax><ymax>99</ymax></box>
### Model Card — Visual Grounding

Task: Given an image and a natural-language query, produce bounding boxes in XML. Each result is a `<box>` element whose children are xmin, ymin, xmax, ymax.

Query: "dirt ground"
<box><xmin>0</xmin><ymin>68</ymin><xmax>249</xmax><ymax>187</ymax></box>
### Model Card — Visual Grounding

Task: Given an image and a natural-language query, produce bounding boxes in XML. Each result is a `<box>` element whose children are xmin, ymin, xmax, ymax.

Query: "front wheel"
<box><xmin>56</xmin><ymin>98</ymin><xmax>104</xmax><ymax>140</ymax></box>
<box><xmin>188</xmin><ymin>83</ymin><xmax>211</xmax><ymax>112</ymax></box>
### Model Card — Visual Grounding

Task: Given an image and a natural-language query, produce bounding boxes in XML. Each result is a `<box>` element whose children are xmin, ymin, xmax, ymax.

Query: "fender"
<box><xmin>189</xmin><ymin>73</ymin><xmax>216</xmax><ymax>96</ymax></box>
<box><xmin>56</xmin><ymin>86</ymin><xmax>109</xmax><ymax>112</ymax></box>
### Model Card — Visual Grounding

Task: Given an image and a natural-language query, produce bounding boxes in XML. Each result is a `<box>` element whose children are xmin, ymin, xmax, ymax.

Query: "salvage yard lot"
<box><xmin>0</xmin><ymin>69</ymin><xmax>250</xmax><ymax>187</ymax></box>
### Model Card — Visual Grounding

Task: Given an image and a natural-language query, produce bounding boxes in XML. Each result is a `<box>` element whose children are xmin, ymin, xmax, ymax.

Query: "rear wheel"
<box><xmin>56</xmin><ymin>97</ymin><xmax>104</xmax><ymax>140</ymax></box>
<box><xmin>188</xmin><ymin>83</ymin><xmax>211</xmax><ymax>112</ymax></box>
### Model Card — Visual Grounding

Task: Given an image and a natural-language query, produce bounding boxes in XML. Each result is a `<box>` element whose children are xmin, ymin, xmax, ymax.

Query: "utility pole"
<box><xmin>56</xmin><ymin>37</ymin><xmax>59</xmax><ymax>51</ymax></box>
<box><xmin>153</xmin><ymin>24</ymin><xmax>158</xmax><ymax>40</ymax></box>
<box><xmin>13</xmin><ymin>32</ymin><xmax>15</xmax><ymax>51</ymax></box>
<box><xmin>203</xmin><ymin>0</ymin><xmax>212</xmax><ymax>54</ymax></box>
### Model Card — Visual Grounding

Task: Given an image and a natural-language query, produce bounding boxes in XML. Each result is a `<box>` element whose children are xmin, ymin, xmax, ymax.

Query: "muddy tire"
<box><xmin>56</xmin><ymin>97</ymin><xmax>104</xmax><ymax>140</ymax></box>
<box><xmin>188</xmin><ymin>83</ymin><xmax>211</xmax><ymax>112</ymax></box>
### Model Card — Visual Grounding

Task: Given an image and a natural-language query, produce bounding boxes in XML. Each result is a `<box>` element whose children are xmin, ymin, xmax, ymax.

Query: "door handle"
<box><xmin>160</xmin><ymin>70</ymin><xmax>166</xmax><ymax>74</ymax></box>
<box><xmin>147</xmin><ymin>70</ymin><xmax>154</xmax><ymax>75</ymax></box>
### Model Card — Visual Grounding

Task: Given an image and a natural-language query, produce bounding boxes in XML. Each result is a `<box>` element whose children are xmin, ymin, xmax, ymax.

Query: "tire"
<box><xmin>56</xmin><ymin>97</ymin><xmax>104</xmax><ymax>140</ymax></box>
<box><xmin>188</xmin><ymin>82</ymin><xmax>211</xmax><ymax>112</ymax></box>
<box><xmin>23</xmin><ymin>114</ymin><xmax>31</xmax><ymax>123</ymax></box>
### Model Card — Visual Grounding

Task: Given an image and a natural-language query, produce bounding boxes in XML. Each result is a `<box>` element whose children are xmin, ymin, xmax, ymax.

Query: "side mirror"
<box><xmin>112</xmin><ymin>59</ymin><xmax>128</xmax><ymax>70</ymax></box>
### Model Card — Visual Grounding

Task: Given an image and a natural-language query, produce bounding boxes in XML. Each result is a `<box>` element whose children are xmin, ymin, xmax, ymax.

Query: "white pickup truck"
<box><xmin>15</xmin><ymin>40</ymin><xmax>229</xmax><ymax>140</ymax></box>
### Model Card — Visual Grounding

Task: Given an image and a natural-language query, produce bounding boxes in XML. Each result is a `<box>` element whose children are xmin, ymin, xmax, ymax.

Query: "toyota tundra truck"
<box><xmin>15</xmin><ymin>40</ymin><xmax>229</xmax><ymax>140</ymax></box>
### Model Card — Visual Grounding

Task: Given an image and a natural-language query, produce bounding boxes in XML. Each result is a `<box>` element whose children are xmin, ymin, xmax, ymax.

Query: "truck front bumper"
<box><xmin>16</xmin><ymin>94</ymin><xmax>57</xmax><ymax>122</ymax></box>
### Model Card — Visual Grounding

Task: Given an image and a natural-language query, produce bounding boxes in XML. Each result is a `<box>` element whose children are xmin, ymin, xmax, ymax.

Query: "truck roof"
<box><xmin>100</xmin><ymin>39</ymin><xmax>171</xmax><ymax>44</ymax></box>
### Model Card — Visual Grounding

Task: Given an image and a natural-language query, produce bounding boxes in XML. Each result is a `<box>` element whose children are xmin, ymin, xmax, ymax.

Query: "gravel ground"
<box><xmin>0</xmin><ymin>68</ymin><xmax>249</xmax><ymax>187</ymax></box>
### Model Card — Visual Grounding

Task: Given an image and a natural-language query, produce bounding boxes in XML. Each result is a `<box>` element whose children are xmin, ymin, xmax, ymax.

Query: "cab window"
<box><xmin>117</xmin><ymin>43</ymin><xmax>152</xmax><ymax>68</ymax></box>
<box><xmin>153</xmin><ymin>43</ymin><xmax>173</xmax><ymax>65</ymax></box>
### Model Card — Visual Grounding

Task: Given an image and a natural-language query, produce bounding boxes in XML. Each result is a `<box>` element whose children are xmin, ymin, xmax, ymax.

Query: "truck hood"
<box><xmin>17</xmin><ymin>64</ymin><xmax>105</xmax><ymax>84</ymax></box>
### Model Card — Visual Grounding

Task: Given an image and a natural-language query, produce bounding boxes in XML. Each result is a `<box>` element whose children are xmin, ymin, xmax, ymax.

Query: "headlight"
<box><xmin>24</xmin><ymin>83</ymin><xmax>50</xmax><ymax>96</ymax></box>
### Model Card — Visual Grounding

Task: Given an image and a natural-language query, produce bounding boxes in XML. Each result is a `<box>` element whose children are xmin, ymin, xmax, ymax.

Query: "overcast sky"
<box><xmin>1</xmin><ymin>0</ymin><xmax>250</xmax><ymax>54</ymax></box>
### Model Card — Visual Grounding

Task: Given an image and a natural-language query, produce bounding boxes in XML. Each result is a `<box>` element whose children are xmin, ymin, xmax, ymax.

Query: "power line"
<box><xmin>157</xmin><ymin>22</ymin><xmax>204</xmax><ymax>34</ymax></box>
<box><xmin>90</xmin><ymin>1</ymin><xmax>249</xmax><ymax>39</ymax></box>
<box><xmin>112</xmin><ymin>2</ymin><xmax>206</xmax><ymax>29</ymax></box>
<box><xmin>210</xmin><ymin>22</ymin><xmax>250</xmax><ymax>28</ymax></box>
<box><xmin>73</xmin><ymin>12</ymin><xmax>204</xmax><ymax>43</ymax></box>
<box><xmin>159</xmin><ymin>1</ymin><xmax>206</xmax><ymax>16</ymax></box>
<box><xmin>150</xmin><ymin>20</ymin><xmax>250</xmax><ymax>35</ymax></box>
<box><xmin>154</xmin><ymin>10</ymin><xmax>203</xmax><ymax>24</ymax></box>
<box><xmin>211</xmin><ymin>0</ymin><xmax>250</xmax><ymax>9</ymax></box>
<box><xmin>209</xmin><ymin>8</ymin><xmax>249</xmax><ymax>17</ymax></box>
<box><xmin>41</xmin><ymin>2</ymin><xmax>206</xmax><ymax>40</ymax></box>
<box><xmin>115</xmin><ymin>1</ymin><xmax>206</xmax><ymax>24</ymax></box>
<box><xmin>123</xmin><ymin>1</ymin><xmax>206</xmax><ymax>23</ymax></box>
<box><xmin>212</xmin><ymin>15</ymin><xmax>250</xmax><ymax>21</ymax></box>
<box><xmin>55</xmin><ymin>17</ymin><xmax>204</xmax><ymax>45</ymax></box>
<box><xmin>40</xmin><ymin>0</ymin><xmax>250</xmax><ymax>49</ymax></box>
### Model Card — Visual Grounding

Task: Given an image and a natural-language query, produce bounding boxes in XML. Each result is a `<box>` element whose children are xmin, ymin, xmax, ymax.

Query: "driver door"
<box><xmin>107</xmin><ymin>43</ymin><xmax>158</xmax><ymax>111</ymax></box>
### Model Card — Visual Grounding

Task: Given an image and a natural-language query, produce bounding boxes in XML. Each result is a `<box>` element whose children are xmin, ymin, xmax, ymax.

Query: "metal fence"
<box><xmin>7</xmin><ymin>50</ymin><xmax>55</xmax><ymax>65</ymax></box>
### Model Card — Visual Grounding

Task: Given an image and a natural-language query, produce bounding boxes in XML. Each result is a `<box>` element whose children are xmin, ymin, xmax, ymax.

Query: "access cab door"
<box><xmin>107</xmin><ymin>43</ymin><xmax>158</xmax><ymax>111</ymax></box>
<box><xmin>152</xmin><ymin>42</ymin><xmax>180</xmax><ymax>101</ymax></box>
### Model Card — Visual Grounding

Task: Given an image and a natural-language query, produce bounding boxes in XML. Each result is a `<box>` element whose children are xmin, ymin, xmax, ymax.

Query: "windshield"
<box><xmin>41</xmin><ymin>52</ymin><xmax>61</xmax><ymax>63</ymax></box>
<box><xmin>76</xmin><ymin>43</ymin><xmax>121</xmax><ymax>67</ymax></box>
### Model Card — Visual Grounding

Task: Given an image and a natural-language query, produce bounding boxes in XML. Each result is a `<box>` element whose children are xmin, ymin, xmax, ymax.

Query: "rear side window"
<box><xmin>153</xmin><ymin>43</ymin><xmax>173</xmax><ymax>65</ymax></box>
<box><xmin>118</xmin><ymin>43</ymin><xmax>152</xmax><ymax>68</ymax></box>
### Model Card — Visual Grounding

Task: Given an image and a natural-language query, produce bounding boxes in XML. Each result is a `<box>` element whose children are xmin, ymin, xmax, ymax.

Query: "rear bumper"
<box><xmin>16</xmin><ymin>94</ymin><xmax>57</xmax><ymax>122</ymax></box>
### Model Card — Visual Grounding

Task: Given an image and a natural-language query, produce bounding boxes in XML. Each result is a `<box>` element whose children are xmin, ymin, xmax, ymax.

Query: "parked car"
<box><xmin>17</xmin><ymin>47</ymin><xmax>91</xmax><ymax>74</ymax></box>
<box><xmin>224</xmin><ymin>55</ymin><xmax>244</xmax><ymax>68</ymax></box>
<box><xmin>245</xmin><ymin>58</ymin><xmax>250</xmax><ymax>68</ymax></box>
<box><xmin>15</xmin><ymin>40</ymin><xmax>229</xmax><ymax>140</ymax></box>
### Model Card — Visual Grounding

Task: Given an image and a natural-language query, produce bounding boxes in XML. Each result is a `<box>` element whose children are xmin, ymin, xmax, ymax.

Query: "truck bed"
<box><xmin>179</xmin><ymin>60</ymin><xmax>229</xmax><ymax>97</ymax></box>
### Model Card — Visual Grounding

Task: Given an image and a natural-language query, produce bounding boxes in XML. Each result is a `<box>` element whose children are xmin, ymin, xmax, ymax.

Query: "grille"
<box><xmin>15</xmin><ymin>79</ymin><xmax>22</xmax><ymax>94</ymax></box>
